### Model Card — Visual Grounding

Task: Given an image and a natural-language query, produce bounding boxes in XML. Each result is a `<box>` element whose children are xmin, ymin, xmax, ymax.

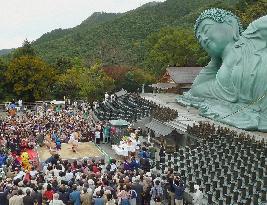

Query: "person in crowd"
<box><xmin>69</xmin><ymin>131</ymin><xmax>80</xmax><ymax>153</ymax></box>
<box><xmin>49</xmin><ymin>193</ymin><xmax>65</xmax><ymax>205</ymax></box>
<box><xmin>0</xmin><ymin>185</ymin><xmax>11</xmax><ymax>205</ymax></box>
<box><xmin>117</xmin><ymin>186</ymin><xmax>130</xmax><ymax>205</ymax></box>
<box><xmin>92</xmin><ymin>191</ymin><xmax>105</xmax><ymax>205</ymax></box>
<box><xmin>167</xmin><ymin>174</ymin><xmax>175</xmax><ymax>205</ymax></box>
<box><xmin>106</xmin><ymin>193</ymin><xmax>116</xmax><ymax>205</ymax></box>
<box><xmin>31</xmin><ymin>186</ymin><xmax>42</xmax><ymax>205</ymax></box>
<box><xmin>150</xmin><ymin>180</ymin><xmax>163</xmax><ymax>205</ymax></box>
<box><xmin>159</xmin><ymin>144</ymin><xmax>165</xmax><ymax>163</ymax></box>
<box><xmin>69</xmin><ymin>184</ymin><xmax>81</xmax><ymax>205</ymax></box>
<box><xmin>23</xmin><ymin>189</ymin><xmax>35</xmax><ymax>205</ymax></box>
<box><xmin>43</xmin><ymin>184</ymin><xmax>54</xmax><ymax>205</ymax></box>
<box><xmin>80</xmin><ymin>187</ymin><xmax>92</xmax><ymax>205</ymax></box>
<box><xmin>173</xmin><ymin>177</ymin><xmax>185</xmax><ymax>205</ymax></box>
<box><xmin>94</xmin><ymin>130</ymin><xmax>101</xmax><ymax>145</ymax></box>
<box><xmin>128</xmin><ymin>185</ymin><xmax>137</xmax><ymax>205</ymax></box>
<box><xmin>8</xmin><ymin>189</ymin><xmax>24</xmax><ymax>205</ymax></box>
<box><xmin>132</xmin><ymin>177</ymin><xmax>143</xmax><ymax>205</ymax></box>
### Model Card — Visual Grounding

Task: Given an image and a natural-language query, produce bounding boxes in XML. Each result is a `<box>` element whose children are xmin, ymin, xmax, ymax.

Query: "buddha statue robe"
<box><xmin>177</xmin><ymin>15</ymin><xmax>267</xmax><ymax>131</ymax></box>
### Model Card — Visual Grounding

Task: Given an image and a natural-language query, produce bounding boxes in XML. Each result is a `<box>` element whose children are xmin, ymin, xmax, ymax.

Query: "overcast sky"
<box><xmin>0</xmin><ymin>0</ymin><xmax>165</xmax><ymax>50</ymax></box>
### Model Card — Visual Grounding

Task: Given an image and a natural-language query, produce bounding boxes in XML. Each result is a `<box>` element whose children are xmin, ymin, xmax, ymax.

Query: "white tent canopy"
<box><xmin>50</xmin><ymin>100</ymin><xmax>65</xmax><ymax>105</ymax></box>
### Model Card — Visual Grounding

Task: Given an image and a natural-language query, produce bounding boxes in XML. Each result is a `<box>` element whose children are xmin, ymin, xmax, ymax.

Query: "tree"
<box><xmin>0</xmin><ymin>58</ymin><xmax>12</xmax><ymax>101</ymax></box>
<box><xmin>54</xmin><ymin>56</ymin><xmax>74</xmax><ymax>73</ymax></box>
<box><xmin>5</xmin><ymin>56</ymin><xmax>56</xmax><ymax>101</ymax></box>
<box><xmin>236</xmin><ymin>0</ymin><xmax>267</xmax><ymax>27</ymax></box>
<box><xmin>12</xmin><ymin>39</ymin><xmax>36</xmax><ymax>59</ymax></box>
<box><xmin>120</xmin><ymin>68</ymin><xmax>156</xmax><ymax>92</ymax></box>
<box><xmin>144</xmin><ymin>27</ymin><xmax>208</xmax><ymax>76</ymax></box>
<box><xmin>57</xmin><ymin>63</ymin><xmax>114</xmax><ymax>102</ymax></box>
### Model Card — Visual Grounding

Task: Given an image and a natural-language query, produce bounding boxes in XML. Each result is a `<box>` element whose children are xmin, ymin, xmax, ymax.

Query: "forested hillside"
<box><xmin>32</xmin><ymin>0</ymin><xmax>239</xmax><ymax>67</ymax></box>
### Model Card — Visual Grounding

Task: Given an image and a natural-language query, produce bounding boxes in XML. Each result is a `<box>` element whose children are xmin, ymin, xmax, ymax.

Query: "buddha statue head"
<box><xmin>195</xmin><ymin>8</ymin><xmax>243</xmax><ymax>58</ymax></box>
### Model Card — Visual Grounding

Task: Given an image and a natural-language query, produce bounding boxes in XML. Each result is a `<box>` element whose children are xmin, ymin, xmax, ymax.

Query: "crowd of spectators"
<box><xmin>0</xmin><ymin>101</ymin><xmax>186</xmax><ymax>205</ymax></box>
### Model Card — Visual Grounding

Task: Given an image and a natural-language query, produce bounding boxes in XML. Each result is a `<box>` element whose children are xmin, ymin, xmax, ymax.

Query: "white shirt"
<box><xmin>95</xmin><ymin>131</ymin><xmax>100</xmax><ymax>139</ymax></box>
<box><xmin>110</xmin><ymin>163</ymin><xmax>117</xmax><ymax>172</ymax></box>
<box><xmin>65</xmin><ymin>172</ymin><xmax>74</xmax><ymax>181</ymax></box>
<box><xmin>14</xmin><ymin>171</ymin><xmax>25</xmax><ymax>180</ymax></box>
<box><xmin>30</xmin><ymin>170</ymin><xmax>38</xmax><ymax>178</ymax></box>
<box><xmin>49</xmin><ymin>199</ymin><xmax>65</xmax><ymax>205</ymax></box>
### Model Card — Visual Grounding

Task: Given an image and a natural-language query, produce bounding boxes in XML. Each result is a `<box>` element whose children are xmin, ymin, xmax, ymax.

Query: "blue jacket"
<box><xmin>129</xmin><ymin>159</ymin><xmax>139</xmax><ymax>170</ymax></box>
<box><xmin>70</xmin><ymin>190</ymin><xmax>81</xmax><ymax>205</ymax></box>
<box><xmin>173</xmin><ymin>183</ymin><xmax>185</xmax><ymax>200</ymax></box>
<box><xmin>93</xmin><ymin>197</ymin><xmax>105</xmax><ymax>205</ymax></box>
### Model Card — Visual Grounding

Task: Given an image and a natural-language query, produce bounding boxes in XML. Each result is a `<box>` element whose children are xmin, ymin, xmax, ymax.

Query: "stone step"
<box><xmin>166</xmin><ymin>121</ymin><xmax>188</xmax><ymax>132</ymax></box>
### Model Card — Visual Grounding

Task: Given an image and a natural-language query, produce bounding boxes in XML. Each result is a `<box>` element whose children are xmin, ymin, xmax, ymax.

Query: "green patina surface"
<box><xmin>177</xmin><ymin>8</ymin><xmax>267</xmax><ymax>131</ymax></box>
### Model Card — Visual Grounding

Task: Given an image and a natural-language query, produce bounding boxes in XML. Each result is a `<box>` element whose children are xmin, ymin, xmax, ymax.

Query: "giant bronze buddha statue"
<box><xmin>177</xmin><ymin>8</ymin><xmax>267</xmax><ymax>131</ymax></box>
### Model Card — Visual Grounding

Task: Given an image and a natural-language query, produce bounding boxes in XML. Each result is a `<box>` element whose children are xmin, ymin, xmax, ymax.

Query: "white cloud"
<box><xmin>0</xmin><ymin>0</ymin><xmax>165</xmax><ymax>49</ymax></box>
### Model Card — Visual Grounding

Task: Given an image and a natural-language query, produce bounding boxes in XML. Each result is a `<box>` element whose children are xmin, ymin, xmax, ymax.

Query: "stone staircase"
<box><xmin>165</xmin><ymin>115</ymin><xmax>196</xmax><ymax>133</ymax></box>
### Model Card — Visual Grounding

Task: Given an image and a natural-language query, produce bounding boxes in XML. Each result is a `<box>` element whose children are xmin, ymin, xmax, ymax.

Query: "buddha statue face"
<box><xmin>196</xmin><ymin>19</ymin><xmax>235</xmax><ymax>57</ymax></box>
<box><xmin>195</xmin><ymin>9</ymin><xmax>243</xmax><ymax>58</ymax></box>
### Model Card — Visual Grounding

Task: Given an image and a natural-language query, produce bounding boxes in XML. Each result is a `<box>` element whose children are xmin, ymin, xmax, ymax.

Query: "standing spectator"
<box><xmin>103</xmin><ymin>125</ymin><xmax>110</xmax><ymax>144</ymax></box>
<box><xmin>117</xmin><ymin>186</ymin><xmax>130</xmax><ymax>205</ymax></box>
<box><xmin>69</xmin><ymin>184</ymin><xmax>81</xmax><ymax>205</ymax></box>
<box><xmin>92</xmin><ymin>191</ymin><xmax>105</xmax><ymax>205</ymax></box>
<box><xmin>106</xmin><ymin>194</ymin><xmax>115</xmax><ymax>205</ymax></box>
<box><xmin>167</xmin><ymin>175</ymin><xmax>175</xmax><ymax>205</ymax></box>
<box><xmin>23</xmin><ymin>189</ymin><xmax>34</xmax><ymax>205</ymax></box>
<box><xmin>58</xmin><ymin>187</ymin><xmax>69</xmax><ymax>205</ymax></box>
<box><xmin>43</xmin><ymin>184</ymin><xmax>54</xmax><ymax>205</ymax></box>
<box><xmin>80</xmin><ymin>187</ymin><xmax>92</xmax><ymax>205</ymax></box>
<box><xmin>0</xmin><ymin>185</ymin><xmax>11</xmax><ymax>205</ymax></box>
<box><xmin>132</xmin><ymin>177</ymin><xmax>143</xmax><ymax>205</ymax></box>
<box><xmin>95</xmin><ymin>130</ymin><xmax>100</xmax><ymax>145</ymax></box>
<box><xmin>150</xmin><ymin>180</ymin><xmax>163</xmax><ymax>205</ymax></box>
<box><xmin>173</xmin><ymin>177</ymin><xmax>185</xmax><ymax>205</ymax></box>
<box><xmin>49</xmin><ymin>193</ymin><xmax>65</xmax><ymax>205</ymax></box>
<box><xmin>129</xmin><ymin>185</ymin><xmax>137</xmax><ymax>205</ymax></box>
<box><xmin>31</xmin><ymin>186</ymin><xmax>42</xmax><ymax>205</ymax></box>
<box><xmin>159</xmin><ymin>144</ymin><xmax>165</xmax><ymax>163</ymax></box>
<box><xmin>8</xmin><ymin>190</ymin><xmax>24</xmax><ymax>205</ymax></box>
<box><xmin>104</xmin><ymin>92</ymin><xmax>109</xmax><ymax>103</ymax></box>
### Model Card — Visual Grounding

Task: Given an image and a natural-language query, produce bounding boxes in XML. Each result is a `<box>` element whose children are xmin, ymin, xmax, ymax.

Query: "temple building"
<box><xmin>150</xmin><ymin>67</ymin><xmax>202</xmax><ymax>94</ymax></box>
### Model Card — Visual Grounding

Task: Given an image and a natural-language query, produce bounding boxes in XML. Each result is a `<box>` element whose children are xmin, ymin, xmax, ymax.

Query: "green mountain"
<box><xmin>32</xmin><ymin>0</ymin><xmax>239</xmax><ymax>66</ymax></box>
<box><xmin>0</xmin><ymin>49</ymin><xmax>14</xmax><ymax>56</ymax></box>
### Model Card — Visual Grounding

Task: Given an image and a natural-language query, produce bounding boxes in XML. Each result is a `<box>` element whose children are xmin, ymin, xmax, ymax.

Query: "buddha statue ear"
<box><xmin>225</xmin><ymin>16</ymin><xmax>240</xmax><ymax>41</ymax></box>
